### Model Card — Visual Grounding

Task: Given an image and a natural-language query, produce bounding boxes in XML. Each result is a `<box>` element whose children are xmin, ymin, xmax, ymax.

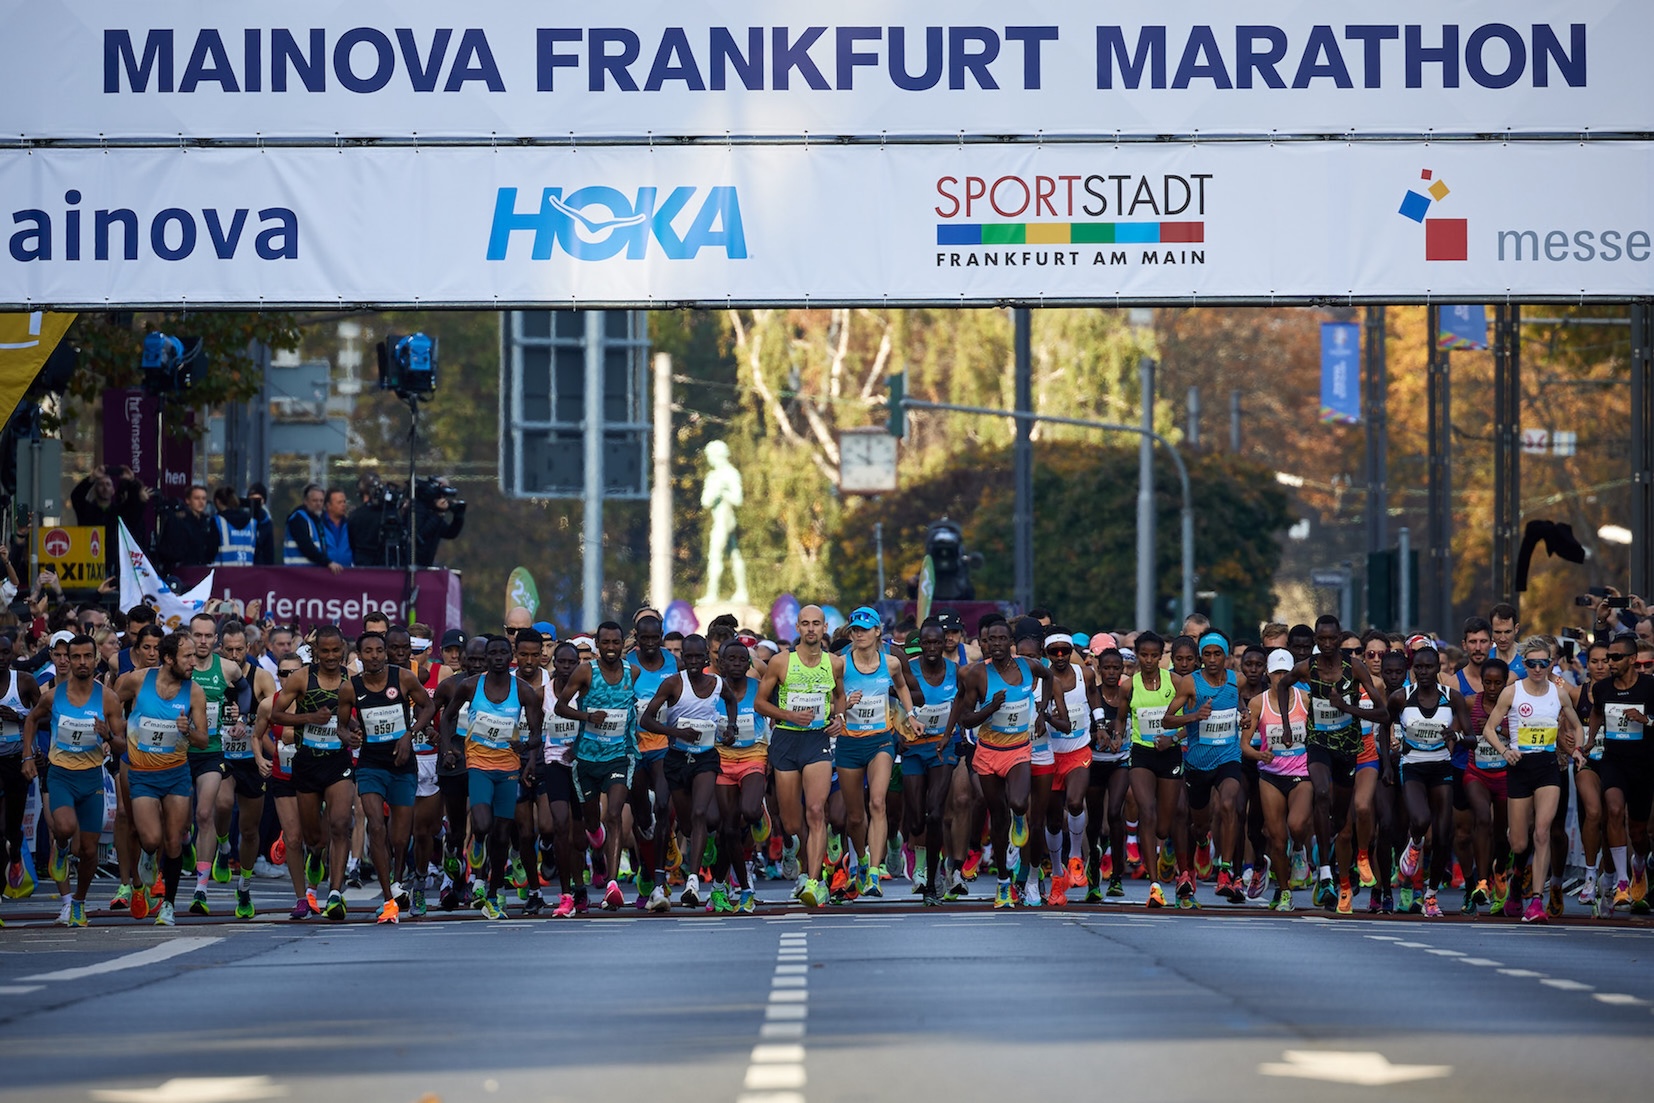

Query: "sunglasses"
<box><xmin>1610</xmin><ymin>652</ymin><xmax>1635</xmax><ymax>661</ymax></box>
<box><xmin>1046</xmin><ymin>647</ymin><xmax>1073</xmax><ymax>657</ymax></box>
<box><xmin>1639</xmin><ymin>660</ymin><xmax>1654</xmax><ymax>670</ymax></box>
<box><xmin>1363</xmin><ymin>648</ymin><xmax>1385</xmax><ymax>659</ymax></box>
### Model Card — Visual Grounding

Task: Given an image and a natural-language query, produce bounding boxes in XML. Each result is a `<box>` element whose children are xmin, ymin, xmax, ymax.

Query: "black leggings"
<box><xmin>0</xmin><ymin>755</ymin><xmax>26</xmax><ymax>870</ymax></box>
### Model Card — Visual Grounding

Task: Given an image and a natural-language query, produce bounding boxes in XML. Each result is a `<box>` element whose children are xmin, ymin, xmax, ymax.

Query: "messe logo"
<box><xmin>486</xmin><ymin>185</ymin><xmax>747</xmax><ymax>261</ymax></box>
<box><xmin>1398</xmin><ymin>170</ymin><xmax>1467</xmax><ymax>262</ymax></box>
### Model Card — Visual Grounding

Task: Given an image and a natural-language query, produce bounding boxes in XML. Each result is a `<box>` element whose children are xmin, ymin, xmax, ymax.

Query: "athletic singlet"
<box><xmin>269</xmin><ymin>721</ymin><xmax>296</xmax><ymax>779</ymax></box>
<box><xmin>776</xmin><ymin>650</ymin><xmax>835</xmax><ymax>733</ymax></box>
<box><xmin>1509</xmin><ymin>678</ymin><xmax>1562</xmax><ymax>755</ymax></box>
<box><xmin>191</xmin><ymin>654</ymin><xmax>229</xmax><ymax>754</ymax></box>
<box><xmin>127</xmin><ymin>669</ymin><xmax>192</xmax><ymax>772</ymax></box>
<box><xmin>1093</xmin><ymin>688</ymin><xmax>1128</xmax><ymax>764</ymax></box>
<box><xmin>47</xmin><ymin>681</ymin><xmax>105</xmax><ymax>770</ymax></box>
<box><xmin>0</xmin><ymin>670</ymin><xmax>26</xmax><ymax>755</ymax></box>
<box><xmin>1130</xmin><ymin>670</ymin><xmax>1176</xmax><ymax>748</ymax></box>
<box><xmin>843</xmin><ymin>651</ymin><xmax>893</xmax><ymax>736</ymax></box>
<box><xmin>630</xmin><ymin>651</ymin><xmax>680</xmax><ymax>754</ymax></box>
<box><xmin>1308</xmin><ymin>655</ymin><xmax>1361</xmax><ymax>754</ymax></box>
<box><xmin>1592</xmin><ymin>674</ymin><xmax>1654</xmax><ymax>760</ymax></box>
<box><xmin>354</xmin><ymin>670</ymin><xmax>413</xmax><ymax>772</ymax></box>
<box><xmin>1397</xmin><ymin>684</ymin><xmax>1454</xmax><ymax>765</ymax></box>
<box><xmin>297</xmin><ymin>668</ymin><xmax>344</xmax><ymax>753</ymax></box>
<box><xmin>577</xmin><ymin>661</ymin><xmax>637</xmax><ymax>762</ymax></box>
<box><xmin>513</xmin><ymin>666</ymin><xmax>550</xmax><ymax>744</ymax></box>
<box><xmin>720</xmin><ymin>677</ymin><xmax>769</xmax><ymax>762</ymax></box>
<box><xmin>543</xmin><ymin>674</ymin><xmax>580</xmax><ymax>763</ymax></box>
<box><xmin>662</xmin><ymin>673</ymin><xmax>723</xmax><ymax>755</ymax></box>
<box><xmin>981</xmin><ymin>658</ymin><xmax>1035</xmax><ymax>749</ymax></box>
<box><xmin>1185</xmin><ymin>670</ymin><xmax>1241</xmax><ymax>769</ymax></box>
<box><xmin>1468</xmin><ymin>691</ymin><xmax>1509</xmax><ymax>771</ymax></box>
<box><xmin>221</xmin><ymin>675</ymin><xmax>256</xmax><ymax>761</ymax></box>
<box><xmin>907</xmin><ymin>658</ymin><xmax>957</xmax><ymax>745</ymax></box>
<box><xmin>1041</xmin><ymin>669</ymin><xmax>1091</xmax><ymax>756</ymax></box>
<box><xmin>1257</xmin><ymin>685</ymin><xmax>1310</xmax><ymax>778</ymax></box>
<box><xmin>466</xmin><ymin>675</ymin><xmax>522</xmax><ymax>771</ymax></box>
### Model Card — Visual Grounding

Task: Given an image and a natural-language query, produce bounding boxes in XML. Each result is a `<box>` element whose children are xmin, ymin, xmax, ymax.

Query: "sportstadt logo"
<box><xmin>1397</xmin><ymin>169</ymin><xmax>1467</xmax><ymax>262</ymax></box>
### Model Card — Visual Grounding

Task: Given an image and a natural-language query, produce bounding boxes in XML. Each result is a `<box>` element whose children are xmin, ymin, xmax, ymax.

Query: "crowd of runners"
<box><xmin>4</xmin><ymin>594</ymin><xmax>1650</xmax><ymax>926</ymax></box>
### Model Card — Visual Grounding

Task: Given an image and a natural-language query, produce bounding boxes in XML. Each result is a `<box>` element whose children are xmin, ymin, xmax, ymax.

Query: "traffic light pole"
<box><xmin>899</xmin><ymin>397</ymin><xmax>1195</xmax><ymax>622</ymax></box>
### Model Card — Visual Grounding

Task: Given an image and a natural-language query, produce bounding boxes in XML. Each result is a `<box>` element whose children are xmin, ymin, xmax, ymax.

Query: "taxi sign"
<box><xmin>36</xmin><ymin>525</ymin><xmax>107</xmax><ymax>586</ymax></box>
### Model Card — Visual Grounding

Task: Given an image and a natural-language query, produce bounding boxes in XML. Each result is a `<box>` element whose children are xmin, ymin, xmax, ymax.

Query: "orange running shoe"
<box><xmin>1146</xmin><ymin>882</ymin><xmax>1166</xmax><ymax>908</ymax></box>
<box><xmin>1066</xmin><ymin>857</ymin><xmax>1087</xmax><ymax>889</ymax></box>
<box><xmin>375</xmin><ymin>899</ymin><xmax>400</xmax><ymax>924</ymax></box>
<box><xmin>1356</xmin><ymin>850</ymin><xmax>1375</xmax><ymax>888</ymax></box>
<box><xmin>1048</xmin><ymin>873</ymin><xmax>1069</xmax><ymax>907</ymax></box>
<box><xmin>1098</xmin><ymin>851</ymin><xmax>1114</xmax><ymax>882</ymax></box>
<box><xmin>1337</xmin><ymin>879</ymin><xmax>1354</xmax><ymax>915</ymax></box>
<box><xmin>128</xmin><ymin>885</ymin><xmax>151</xmax><ymax>921</ymax></box>
<box><xmin>306</xmin><ymin>889</ymin><xmax>321</xmax><ymax>915</ymax></box>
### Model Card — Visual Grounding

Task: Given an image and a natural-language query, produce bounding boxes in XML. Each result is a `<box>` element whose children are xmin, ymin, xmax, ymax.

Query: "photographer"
<box><xmin>412</xmin><ymin>476</ymin><xmax>464</xmax><ymax>567</ymax></box>
<box><xmin>346</xmin><ymin>473</ymin><xmax>394</xmax><ymax>567</ymax></box>
<box><xmin>71</xmin><ymin>465</ymin><xmax>151</xmax><ymax>569</ymax></box>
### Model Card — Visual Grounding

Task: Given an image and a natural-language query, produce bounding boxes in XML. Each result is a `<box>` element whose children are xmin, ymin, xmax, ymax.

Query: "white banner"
<box><xmin>1</xmin><ymin>1</ymin><xmax>1650</xmax><ymax>141</ymax></box>
<box><xmin>1</xmin><ymin>143</ymin><xmax>1650</xmax><ymax>306</ymax></box>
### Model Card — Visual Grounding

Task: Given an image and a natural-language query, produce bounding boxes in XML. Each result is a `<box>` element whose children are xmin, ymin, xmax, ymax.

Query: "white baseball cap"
<box><xmin>1267</xmin><ymin>648</ymin><xmax>1295</xmax><ymax>675</ymax></box>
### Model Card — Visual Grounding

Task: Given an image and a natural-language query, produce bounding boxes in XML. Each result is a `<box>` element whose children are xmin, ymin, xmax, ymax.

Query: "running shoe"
<box><xmin>1397</xmin><ymin>885</ymin><xmax>1414</xmax><ymax>914</ymax></box>
<box><xmin>392</xmin><ymin>882</ymin><xmax>410</xmax><ymax>911</ymax></box>
<box><xmin>507</xmin><ymin>857</ymin><xmax>528</xmax><ymax>890</ymax></box>
<box><xmin>235</xmin><ymin>887</ymin><xmax>255</xmax><ymax>919</ymax></box>
<box><xmin>825</xmin><ymin>832</ymin><xmax>843</xmax><ymax>865</ymax></box>
<box><xmin>1380</xmin><ymin>889</ymin><xmax>1394</xmax><ymax>914</ymax></box>
<box><xmin>1460</xmin><ymin>887</ymin><xmax>1475</xmax><ymax>916</ymax></box>
<box><xmin>1066</xmin><ymin>857</ymin><xmax>1088</xmax><ymax>890</ymax></box>
<box><xmin>911</xmin><ymin>865</ymin><xmax>928</xmax><ymax>895</ymax></box>
<box><xmin>1289</xmin><ymin>848</ymin><xmax>1311</xmax><ymax>889</ymax></box>
<box><xmin>1367</xmin><ymin>887</ymin><xmax>1383</xmax><ymax>914</ymax></box>
<box><xmin>962</xmin><ymin>849</ymin><xmax>983</xmax><ymax>880</ymax></box>
<box><xmin>411</xmin><ymin>889</ymin><xmax>428</xmax><ymax>918</ymax></box>
<box><xmin>863</xmin><ymin>867</ymin><xmax>885</xmax><ymax>898</ymax></box>
<box><xmin>1126</xmin><ymin>836</ymin><xmax>1141</xmax><ymax>869</ymax></box>
<box><xmin>376</xmin><ymin>899</ymin><xmax>401</xmax><ymax>924</ymax></box>
<box><xmin>601</xmin><ymin>879</ymin><xmax>623</xmax><ymax>910</ymax></box>
<box><xmin>1314</xmin><ymin>878</ymin><xmax>1336</xmax><ymax>909</ymax></box>
<box><xmin>154</xmin><ymin>900</ymin><xmax>176</xmax><ymax>926</ymax></box>
<box><xmin>304</xmin><ymin>849</ymin><xmax>325</xmax><ymax>887</ymax></box>
<box><xmin>188</xmin><ymin>889</ymin><xmax>210</xmax><ymax>916</ymax></box>
<box><xmin>324</xmin><ymin>891</ymin><xmax>347</xmax><ymax>921</ymax></box>
<box><xmin>738</xmin><ymin>889</ymin><xmax>757</xmax><ymax>914</ymax></box>
<box><xmin>183</xmin><ymin>839</ymin><xmax>196</xmax><ymax>871</ymax></box>
<box><xmin>1472</xmin><ymin>879</ymin><xmax>1491</xmax><ymax>907</ymax></box>
<box><xmin>1147</xmin><ymin>882</ymin><xmax>1166</xmax><ymax>908</ymax></box>
<box><xmin>751</xmin><ymin>810</ymin><xmax>772</xmax><ymax>846</ymax></box>
<box><xmin>1193</xmin><ymin>838</ymin><xmax>1213</xmax><ymax>881</ymax></box>
<box><xmin>109</xmin><ymin>884</ymin><xmax>132</xmax><ymax>911</ymax></box>
<box><xmin>553</xmin><ymin>893</ymin><xmax>577</xmax><ymax>918</ymax></box>
<box><xmin>1022</xmin><ymin>877</ymin><xmax>1043</xmax><ymax>908</ymax></box>
<box><xmin>289</xmin><ymin>899</ymin><xmax>311</xmax><ymax>920</ymax></box>
<box><xmin>5</xmin><ymin>860</ymin><xmax>34</xmax><ymax>899</ymax></box>
<box><xmin>1047</xmin><ymin>874</ymin><xmax>1068</xmax><ymax>908</ymax></box>
<box><xmin>799</xmin><ymin>878</ymin><xmax>825</xmax><ymax>908</ymax></box>
<box><xmin>681</xmin><ymin>874</ymin><xmax>702</xmax><ymax>908</ymax></box>
<box><xmin>439</xmin><ymin>882</ymin><xmax>460</xmax><ymax>912</ymax></box>
<box><xmin>1106</xmin><ymin>874</ymin><xmax>1125</xmax><ymax>899</ymax></box>
<box><xmin>1422</xmin><ymin>891</ymin><xmax>1442</xmax><ymax>918</ymax></box>
<box><xmin>994</xmin><ymin>881</ymin><xmax>1015</xmax><ymax>909</ymax></box>
<box><xmin>1631</xmin><ymin>858</ymin><xmax>1648</xmax><ymax>904</ymax></box>
<box><xmin>1241</xmin><ymin>862</ymin><xmax>1266</xmax><ymax>901</ymax></box>
<box><xmin>470</xmin><ymin>880</ymin><xmax>488</xmax><ymax>909</ymax></box>
<box><xmin>466</xmin><ymin>838</ymin><xmax>487</xmax><ymax>873</ymax></box>
<box><xmin>1085</xmin><ymin>880</ymin><xmax>1104</xmax><ymax>903</ymax></box>
<box><xmin>921</xmin><ymin>886</ymin><xmax>942</xmax><ymax>908</ymax></box>
<box><xmin>1398</xmin><ymin>842</ymin><xmax>1422</xmax><ymax>881</ymax></box>
<box><xmin>129</xmin><ymin>885</ymin><xmax>151</xmax><ymax>921</ymax></box>
<box><xmin>1272</xmin><ymin>889</ymin><xmax>1293</xmax><ymax>912</ymax></box>
<box><xmin>1157</xmin><ymin>844</ymin><xmax>1177</xmax><ymax>882</ymax></box>
<box><xmin>1502</xmin><ymin>891</ymin><xmax>1524</xmax><ymax>919</ymax></box>
<box><xmin>523</xmin><ymin>892</ymin><xmax>546</xmax><ymax>916</ymax></box>
<box><xmin>1577</xmin><ymin>876</ymin><xmax>1597</xmax><ymax>907</ymax></box>
<box><xmin>708</xmin><ymin>887</ymin><xmax>733</xmax><ymax>914</ymax></box>
<box><xmin>1632</xmin><ymin>896</ymin><xmax>1653</xmax><ymax>917</ymax></box>
<box><xmin>1214</xmin><ymin>869</ymin><xmax>1233</xmax><ymax>901</ymax></box>
<box><xmin>1175</xmin><ymin>872</ymin><xmax>1197</xmax><ymax>909</ymax></box>
<box><xmin>646</xmin><ymin>884</ymin><xmax>670</xmax><ymax>913</ymax></box>
<box><xmin>780</xmin><ymin>843</ymin><xmax>800</xmax><ymax>881</ymax></box>
<box><xmin>1010</xmin><ymin>814</ymin><xmax>1029</xmax><ymax>848</ymax></box>
<box><xmin>1356</xmin><ymin>850</ymin><xmax>1376</xmax><ymax>888</ymax></box>
<box><xmin>480</xmin><ymin>895</ymin><xmax>504</xmax><ymax>920</ymax></box>
<box><xmin>212</xmin><ymin>848</ymin><xmax>232</xmax><ymax>884</ymax></box>
<box><xmin>945</xmin><ymin>868</ymin><xmax>968</xmax><ymax>901</ymax></box>
<box><xmin>1547</xmin><ymin>882</ymin><xmax>1565</xmax><ymax>919</ymax></box>
<box><xmin>1450</xmin><ymin>862</ymin><xmax>1465</xmax><ymax>890</ymax></box>
<box><xmin>1336</xmin><ymin>881</ymin><xmax>1354</xmax><ymax>915</ymax></box>
<box><xmin>444</xmin><ymin>852</ymin><xmax>462</xmax><ymax>877</ymax></box>
<box><xmin>47</xmin><ymin>842</ymin><xmax>69</xmax><ymax>884</ymax></box>
<box><xmin>574</xmin><ymin>890</ymin><xmax>591</xmax><ymax>914</ymax></box>
<box><xmin>1522</xmin><ymin>896</ymin><xmax>1547</xmax><ymax>924</ymax></box>
<box><xmin>1098</xmin><ymin>851</ymin><xmax>1114</xmax><ymax>882</ymax></box>
<box><xmin>1611</xmin><ymin>879</ymin><xmax>1633</xmax><ymax>912</ymax></box>
<box><xmin>68</xmin><ymin>899</ymin><xmax>88</xmax><ymax>927</ymax></box>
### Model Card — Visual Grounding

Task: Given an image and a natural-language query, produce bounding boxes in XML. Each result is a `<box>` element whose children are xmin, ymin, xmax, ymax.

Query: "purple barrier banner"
<box><xmin>175</xmin><ymin>566</ymin><xmax>462</xmax><ymax>638</ymax></box>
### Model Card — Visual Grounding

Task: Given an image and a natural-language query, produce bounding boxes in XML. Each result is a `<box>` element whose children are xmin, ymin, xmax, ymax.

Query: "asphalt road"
<box><xmin>2</xmin><ymin>888</ymin><xmax>1650</xmax><ymax>1103</ymax></box>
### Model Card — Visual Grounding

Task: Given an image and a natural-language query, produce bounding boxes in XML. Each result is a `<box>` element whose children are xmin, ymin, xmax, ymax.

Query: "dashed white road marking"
<box><xmin>740</xmin><ymin>933</ymin><xmax>808</xmax><ymax>1103</ymax></box>
<box><xmin>1541</xmin><ymin>979</ymin><xmax>1593</xmax><ymax>991</ymax></box>
<box><xmin>1593</xmin><ymin>993</ymin><xmax>1648</xmax><ymax>1006</ymax></box>
<box><xmin>20</xmin><ymin>937</ymin><xmax>221</xmax><ymax>982</ymax></box>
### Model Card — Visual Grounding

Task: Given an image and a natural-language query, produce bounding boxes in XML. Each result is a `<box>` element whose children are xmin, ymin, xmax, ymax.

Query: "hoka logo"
<box><xmin>486</xmin><ymin>186</ymin><xmax>747</xmax><ymax>261</ymax></box>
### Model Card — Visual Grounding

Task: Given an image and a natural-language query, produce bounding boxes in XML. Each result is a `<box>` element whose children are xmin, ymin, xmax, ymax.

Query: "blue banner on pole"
<box><xmin>1437</xmin><ymin>305</ymin><xmax>1489</xmax><ymax>350</ymax></box>
<box><xmin>1319</xmin><ymin>321</ymin><xmax>1361</xmax><ymax>425</ymax></box>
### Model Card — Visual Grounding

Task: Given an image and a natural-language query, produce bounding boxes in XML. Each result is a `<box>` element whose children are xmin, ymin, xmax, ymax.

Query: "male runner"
<box><xmin>716</xmin><ymin>639</ymin><xmax>768</xmax><ymax>914</ymax></box>
<box><xmin>115</xmin><ymin>633</ymin><xmax>209</xmax><ymax>925</ymax></box>
<box><xmin>510</xmin><ymin>627</ymin><xmax>552</xmax><ymax>914</ymax></box>
<box><xmin>626</xmin><ymin>615</ymin><xmax>678</xmax><ymax>905</ymax></box>
<box><xmin>836</xmin><ymin>607</ymin><xmax>921</xmax><ymax>898</ymax></box>
<box><xmin>186</xmin><ymin>612</ymin><xmax>247</xmax><ymax>915</ymax></box>
<box><xmin>414</xmin><ymin>636</ymin><xmax>489</xmax><ymax>911</ymax></box>
<box><xmin>1085</xmin><ymin>646</ymin><xmax>1131</xmax><ymax>900</ymax></box>
<box><xmin>755</xmin><ymin>605</ymin><xmax>848</xmax><ymax>908</ymax></box>
<box><xmin>948</xmin><ymin>618</ymin><xmax>1063</xmax><ymax>909</ymax></box>
<box><xmin>21</xmin><ymin>636</ymin><xmax>125</xmax><ymax>926</ymax></box>
<box><xmin>1480</xmin><ymin>637</ymin><xmax>1581</xmax><ymax>922</ymax></box>
<box><xmin>443</xmin><ymin>635</ymin><xmax>542</xmax><ymax>918</ymax></box>
<box><xmin>1585</xmin><ymin>633</ymin><xmax>1654</xmax><ymax>913</ymax></box>
<box><xmin>1488</xmin><ymin>603</ymin><xmax>1521</xmax><ymax>670</ymax></box>
<box><xmin>218</xmin><ymin>621</ymin><xmax>275</xmax><ymax>918</ymax></box>
<box><xmin>271</xmin><ymin>626</ymin><xmax>355</xmax><ymax>921</ymax></box>
<box><xmin>1291</xmin><ymin>616</ymin><xmax>1388</xmax><ymax>908</ymax></box>
<box><xmin>556</xmin><ymin>622</ymin><xmax>641</xmax><ymax>911</ymax></box>
<box><xmin>1040</xmin><ymin>630</ymin><xmax>1098</xmax><ymax>906</ymax></box>
<box><xmin>905</xmin><ymin>620</ymin><xmax>959</xmax><ymax>906</ymax></box>
<box><xmin>539</xmin><ymin>642</ymin><xmax>588</xmax><ymax>917</ymax></box>
<box><xmin>0</xmin><ymin>634</ymin><xmax>42</xmax><ymax>905</ymax></box>
<box><xmin>342</xmin><ymin>631</ymin><xmax>430</xmax><ymax>923</ymax></box>
<box><xmin>641</xmin><ymin>634</ymin><xmax>725</xmax><ymax>909</ymax></box>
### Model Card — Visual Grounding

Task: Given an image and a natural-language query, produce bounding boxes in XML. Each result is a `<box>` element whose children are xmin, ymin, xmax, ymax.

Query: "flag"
<box><xmin>0</xmin><ymin>311</ymin><xmax>76</xmax><ymax>426</ymax></box>
<box><xmin>117</xmin><ymin>519</ymin><xmax>213</xmax><ymax>631</ymax></box>
<box><xmin>1318</xmin><ymin>321</ymin><xmax>1361</xmax><ymax>424</ymax></box>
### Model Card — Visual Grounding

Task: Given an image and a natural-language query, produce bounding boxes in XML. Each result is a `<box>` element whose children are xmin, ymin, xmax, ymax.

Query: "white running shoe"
<box><xmin>154</xmin><ymin>901</ymin><xmax>176</xmax><ymax>926</ymax></box>
<box><xmin>681</xmin><ymin>875</ymin><xmax>701</xmax><ymax>908</ymax></box>
<box><xmin>791</xmin><ymin>874</ymin><xmax>808</xmax><ymax>900</ymax></box>
<box><xmin>646</xmin><ymin>885</ymin><xmax>671</xmax><ymax>913</ymax></box>
<box><xmin>55</xmin><ymin>899</ymin><xmax>73</xmax><ymax>926</ymax></box>
<box><xmin>1023</xmin><ymin>878</ymin><xmax>1043</xmax><ymax>907</ymax></box>
<box><xmin>781</xmin><ymin>850</ymin><xmax>800</xmax><ymax>881</ymax></box>
<box><xmin>137</xmin><ymin>850</ymin><xmax>157</xmax><ymax>887</ymax></box>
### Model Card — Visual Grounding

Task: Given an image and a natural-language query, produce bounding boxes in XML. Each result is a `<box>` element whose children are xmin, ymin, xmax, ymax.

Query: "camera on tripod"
<box><xmin>376</xmin><ymin>332</ymin><xmax>438</xmax><ymax>402</ymax></box>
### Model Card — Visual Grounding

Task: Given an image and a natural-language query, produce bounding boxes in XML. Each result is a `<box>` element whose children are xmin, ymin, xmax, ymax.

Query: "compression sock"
<box><xmin>196</xmin><ymin>860</ymin><xmax>211</xmax><ymax>889</ymax></box>
<box><xmin>1611</xmin><ymin>846</ymin><xmax>1629</xmax><ymax>883</ymax></box>
<box><xmin>1045</xmin><ymin>829</ymin><xmax>1065</xmax><ymax>868</ymax></box>
<box><xmin>1066</xmin><ymin>811</ymin><xmax>1087</xmax><ymax>861</ymax></box>
<box><xmin>162</xmin><ymin>853</ymin><xmax>183</xmax><ymax>904</ymax></box>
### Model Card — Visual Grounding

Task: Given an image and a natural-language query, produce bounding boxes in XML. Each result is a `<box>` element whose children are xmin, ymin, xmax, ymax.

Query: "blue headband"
<box><xmin>1199</xmin><ymin>632</ymin><xmax>1229</xmax><ymax>656</ymax></box>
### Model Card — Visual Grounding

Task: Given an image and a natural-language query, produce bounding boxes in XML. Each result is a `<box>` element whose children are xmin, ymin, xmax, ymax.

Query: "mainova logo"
<box><xmin>487</xmin><ymin>186</ymin><xmax>746</xmax><ymax>261</ymax></box>
<box><xmin>1397</xmin><ymin>169</ymin><xmax>1466</xmax><ymax>262</ymax></box>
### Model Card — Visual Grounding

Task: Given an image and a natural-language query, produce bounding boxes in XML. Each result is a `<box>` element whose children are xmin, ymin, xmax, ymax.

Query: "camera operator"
<box><xmin>244</xmin><ymin>483</ymin><xmax>276</xmax><ymax>565</ymax></box>
<box><xmin>347</xmin><ymin>473</ymin><xmax>394</xmax><ymax>567</ymax></box>
<box><xmin>413</xmin><ymin>476</ymin><xmax>464</xmax><ymax>567</ymax></box>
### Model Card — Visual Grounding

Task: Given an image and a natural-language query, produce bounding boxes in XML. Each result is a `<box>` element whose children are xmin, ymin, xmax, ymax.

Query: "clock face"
<box><xmin>839</xmin><ymin>431</ymin><xmax>897</xmax><ymax>494</ymax></box>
